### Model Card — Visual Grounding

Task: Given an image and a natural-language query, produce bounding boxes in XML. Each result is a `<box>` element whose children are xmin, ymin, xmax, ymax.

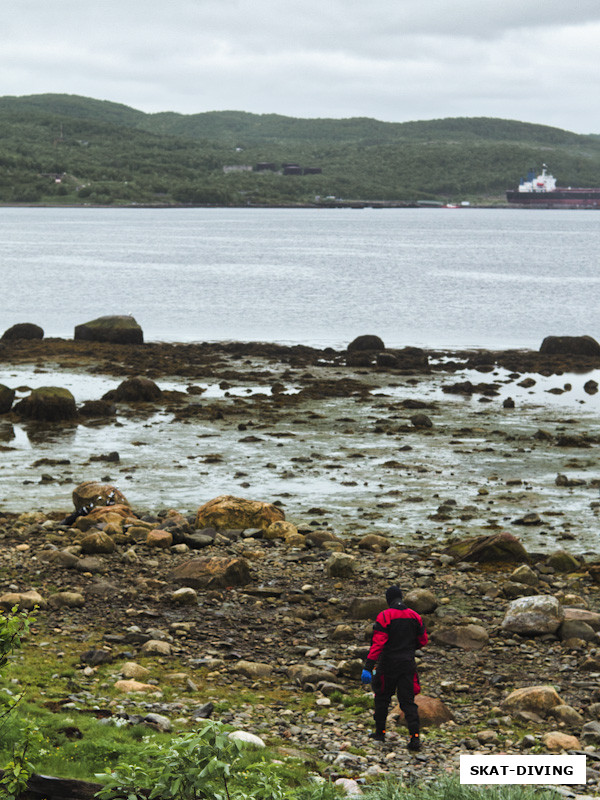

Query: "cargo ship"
<box><xmin>506</xmin><ymin>165</ymin><xmax>600</xmax><ymax>208</ymax></box>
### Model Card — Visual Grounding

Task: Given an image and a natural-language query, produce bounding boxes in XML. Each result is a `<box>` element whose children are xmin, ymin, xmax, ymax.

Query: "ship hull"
<box><xmin>506</xmin><ymin>189</ymin><xmax>600</xmax><ymax>208</ymax></box>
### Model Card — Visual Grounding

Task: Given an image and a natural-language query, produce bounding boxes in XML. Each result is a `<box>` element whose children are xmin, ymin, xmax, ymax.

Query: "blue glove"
<box><xmin>361</xmin><ymin>669</ymin><xmax>372</xmax><ymax>684</ymax></box>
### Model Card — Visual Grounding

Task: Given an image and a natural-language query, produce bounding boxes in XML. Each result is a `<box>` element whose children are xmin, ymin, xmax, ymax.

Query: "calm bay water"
<box><xmin>1</xmin><ymin>206</ymin><xmax>599</xmax><ymax>349</ymax></box>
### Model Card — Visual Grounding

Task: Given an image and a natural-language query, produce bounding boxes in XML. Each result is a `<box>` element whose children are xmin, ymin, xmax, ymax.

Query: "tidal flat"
<box><xmin>0</xmin><ymin>337</ymin><xmax>599</xmax><ymax>556</ymax></box>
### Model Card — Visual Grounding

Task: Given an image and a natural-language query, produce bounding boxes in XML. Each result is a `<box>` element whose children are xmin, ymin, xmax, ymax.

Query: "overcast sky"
<box><xmin>3</xmin><ymin>0</ymin><xmax>600</xmax><ymax>133</ymax></box>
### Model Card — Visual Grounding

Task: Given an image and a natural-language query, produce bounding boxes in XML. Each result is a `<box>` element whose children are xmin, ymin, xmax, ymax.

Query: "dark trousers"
<box><xmin>372</xmin><ymin>661</ymin><xmax>419</xmax><ymax>735</ymax></box>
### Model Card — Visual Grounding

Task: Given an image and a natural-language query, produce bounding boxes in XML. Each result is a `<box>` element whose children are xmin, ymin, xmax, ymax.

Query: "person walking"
<box><xmin>361</xmin><ymin>585</ymin><xmax>428</xmax><ymax>751</ymax></box>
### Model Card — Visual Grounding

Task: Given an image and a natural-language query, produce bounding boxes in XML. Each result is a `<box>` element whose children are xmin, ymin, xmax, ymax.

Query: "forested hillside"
<box><xmin>1</xmin><ymin>93</ymin><xmax>599</xmax><ymax>206</ymax></box>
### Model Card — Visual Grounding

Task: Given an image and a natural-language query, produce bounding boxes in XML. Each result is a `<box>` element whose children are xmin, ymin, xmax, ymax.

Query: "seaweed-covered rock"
<box><xmin>74</xmin><ymin>315</ymin><xmax>143</xmax><ymax>344</ymax></box>
<box><xmin>347</xmin><ymin>335</ymin><xmax>385</xmax><ymax>352</ymax></box>
<box><xmin>14</xmin><ymin>386</ymin><xmax>77</xmax><ymax>421</ymax></box>
<box><xmin>103</xmin><ymin>377</ymin><xmax>161</xmax><ymax>403</ymax></box>
<box><xmin>1</xmin><ymin>322</ymin><xmax>44</xmax><ymax>340</ymax></box>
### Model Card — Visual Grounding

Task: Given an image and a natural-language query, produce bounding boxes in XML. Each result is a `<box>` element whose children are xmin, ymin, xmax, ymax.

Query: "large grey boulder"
<box><xmin>74</xmin><ymin>315</ymin><xmax>143</xmax><ymax>344</ymax></box>
<box><xmin>501</xmin><ymin>595</ymin><xmax>564</xmax><ymax>636</ymax></box>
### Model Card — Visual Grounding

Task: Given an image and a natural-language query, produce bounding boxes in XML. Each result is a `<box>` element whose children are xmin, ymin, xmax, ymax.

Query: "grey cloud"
<box><xmin>1</xmin><ymin>0</ymin><xmax>599</xmax><ymax>133</ymax></box>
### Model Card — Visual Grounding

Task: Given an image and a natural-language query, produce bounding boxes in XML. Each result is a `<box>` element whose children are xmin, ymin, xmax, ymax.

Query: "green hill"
<box><xmin>1</xmin><ymin>93</ymin><xmax>599</xmax><ymax>206</ymax></box>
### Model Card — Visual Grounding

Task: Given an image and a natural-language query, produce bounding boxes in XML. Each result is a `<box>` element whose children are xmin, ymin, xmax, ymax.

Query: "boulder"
<box><xmin>326</xmin><ymin>553</ymin><xmax>356</xmax><ymax>578</ymax></box>
<box><xmin>194</xmin><ymin>495</ymin><xmax>284</xmax><ymax>532</ymax></box>
<box><xmin>349</xmin><ymin>597</ymin><xmax>387</xmax><ymax>620</ymax></box>
<box><xmin>510</xmin><ymin>564</ymin><xmax>539</xmax><ymax>586</ymax></box>
<box><xmin>445</xmin><ymin>531</ymin><xmax>529</xmax><ymax>564</ymax></box>
<box><xmin>147</xmin><ymin>530</ymin><xmax>173</xmax><ymax>548</ymax></box>
<box><xmin>103</xmin><ymin>377</ymin><xmax>161</xmax><ymax>403</ymax></box>
<box><xmin>539</xmin><ymin>335</ymin><xmax>600</xmax><ymax>356</ymax></box>
<box><xmin>233</xmin><ymin>660</ymin><xmax>273</xmax><ymax>679</ymax></box>
<box><xmin>502</xmin><ymin>581</ymin><xmax>538</xmax><ymax>599</ymax></box>
<box><xmin>384</xmin><ymin>347</ymin><xmax>429</xmax><ymax>370</ymax></box>
<box><xmin>431</xmin><ymin>624</ymin><xmax>488</xmax><ymax>650</ymax></box>
<box><xmin>558</xmin><ymin>619</ymin><xmax>596</xmax><ymax>642</ymax></box>
<box><xmin>1</xmin><ymin>322</ymin><xmax>44</xmax><ymax>340</ymax></box>
<box><xmin>404</xmin><ymin>588</ymin><xmax>437</xmax><ymax>615</ymax></box>
<box><xmin>114</xmin><ymin>679</ymin><xmax>159</xmax><ymax>694</ymax></box>
<box><xmin>72</xmin><ymin>481</ymin><xmax>129</xmax><ymax>513</ymax></box>
<box><xmin>169</xmin><ymin>587</ymin><xmax>198</xmax><ymax>606</ymax></box>
<box><xmin>410</xmin><ymin>413</ymin><xmax>433</xmax><ymax>429</ymax></box>
<box><xmin>548</xmin><ymin>705</ymin><xmax>584</xmax><ymax>727</ymax></box>
<box><xmin>394</xmin><ymin>695</ymin><xmax>454</xmax><ymax>727</ymax></box>
<box><xmin>74</xmin><ymin>315</ymin><xmax>143</xmax><ymax>344</ymax></box>
<box><xmin>14</xmin><ymin>386</ymin><xmax>77</xmax><ymax>422</ymax></box>
<box><xmin>543</xmin><ymin>732</ymin><xmax>580</xmax><ymax>752</ymax></box>
<box><xmin>563</xmin><ymin>608</ymin><xmax>600</xmax><ymax>631</ymax></box>
<box><xmin>144</xmin><ymin>713</ymin><xmax>172</xmax><ymax>732</ymax></box>
<box><xmin>502</xmin><ymin>686</ymin><xmax>563</xmax><ymax>716</ymax></box>
<box><xmin>331</xmin><ymin>624</ymin><xmax>356</xmax><ymax>641</ymax></box>
<box><xmin>121</xmin><ymin>662</ymin><xmax>151</xmax><ymax>680</ymax></box>
<box><xmin>47</xmin><ymin>592</ymin><xmax>85</xmax><ymax>609</ymax></box>
<box><xmin>78</xmin><ymin>399</ymin><xmax>117</xmax><ymax>418</ymax></box>
<box><xmin>357</xmin><ymin>534</ymin><xmax>390</xmax><ymax>552</ymax></box>
<box><xmin>170</xmin><ymin>556</ymin><xmax>251</xmax><ymax>589</ymax></box>
<box><xmin>264</xmin><ymin>520</ymin><xmax>298</xmax><ymax>540</ymax></box>
<box><xmin>140</xmin><ymin>640</ymin><xmax>171</xmax><ymax>656</ymax></box>
<box><xmin>581</xmin><ymin>721</ymin><xmax>600</xmax><ymax>746</ymax></box>
<box><xmin>347</xmin><ymin>335</ymin><xmax>385</xmax><ymax>352</ymax></box>
<box><xmin>306</xmin><ymin>530</ymin><xmax>343</xmax><ymax>548</ymax></box>
<box><xmin>546</xmin><ymin>550</ymin><xmax>580</xmax><ymax>572</ymax></box>
<box><xmin>0</xmin><ymin>590</ymin><xmax>46</xmax><ymax>611</ymax></box>
<box><xmin>287</xmin><ymin>664</ymin><xmax>336</xmax><ymax>685</ymax></box>
<box><xmin>0</xmin><ymin>385</ymin><xmax>15</xmax><ymax>415</ymax></box>
<box><xmin>80</xmin><ymin>531</ymin><xmax>116</xmax><ymax>555</ymax></box>
<box><xmin>501</xmin><ymin>595</ymin><xmax>564</xmax><ymax>635</ymax></box>
<box><xmin>74</xmin><ymin>505</ymin><xmax>132</xmax><ymax>534</ymax></box>
<box><xmin>228</xmin><ymin>731</ymin><xmax>265</xmax><ymax>748</ymax></box>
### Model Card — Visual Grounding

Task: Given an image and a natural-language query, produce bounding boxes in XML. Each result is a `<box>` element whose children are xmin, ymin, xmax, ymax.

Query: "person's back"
<box><xmin>361</xmin><ymin>585</ymin><xmax>427</xmax><ymax>750</ymax></box>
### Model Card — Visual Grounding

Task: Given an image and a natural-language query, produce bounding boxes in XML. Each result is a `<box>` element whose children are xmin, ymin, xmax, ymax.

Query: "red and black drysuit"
<box><xmin>364</xmin><ymin>601</ymin><xmax>428</xmax><ymax>736</ymax></box>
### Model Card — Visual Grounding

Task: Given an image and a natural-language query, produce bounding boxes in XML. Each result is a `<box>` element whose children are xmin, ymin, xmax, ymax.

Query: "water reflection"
<box><xmin>0</xmin><ymin>422</ymin><xmax>15</xmax><ymax>443</ymax></box>
<box><xmin>22</xmin><ymin>421</ymin><xmax>78</xmax><ymax>445</ymax></box>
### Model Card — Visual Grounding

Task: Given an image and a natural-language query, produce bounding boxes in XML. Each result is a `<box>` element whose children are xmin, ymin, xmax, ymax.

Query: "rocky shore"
<box><xmin>1</xmin><ymin>332</ymin><xmax>600</xmax><ymax>794</ymax></box>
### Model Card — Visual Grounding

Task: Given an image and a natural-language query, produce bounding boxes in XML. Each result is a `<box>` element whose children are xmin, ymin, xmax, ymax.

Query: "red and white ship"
<box><xmin>506</xmin><ymin>165</ymin><xmax>600</xmax><ymax>208</ymax></box>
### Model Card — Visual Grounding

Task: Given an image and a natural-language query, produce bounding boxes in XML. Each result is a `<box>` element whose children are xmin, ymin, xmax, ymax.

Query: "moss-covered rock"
<box><xmin>74</xmin><ymin>314</ymin><xmax>143</xmax><ymax>344</ymax></box>
<box><xmin>14</xmin><ymin>386</ymin><xmax>77</xmax><ymax>421</ymax></box>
